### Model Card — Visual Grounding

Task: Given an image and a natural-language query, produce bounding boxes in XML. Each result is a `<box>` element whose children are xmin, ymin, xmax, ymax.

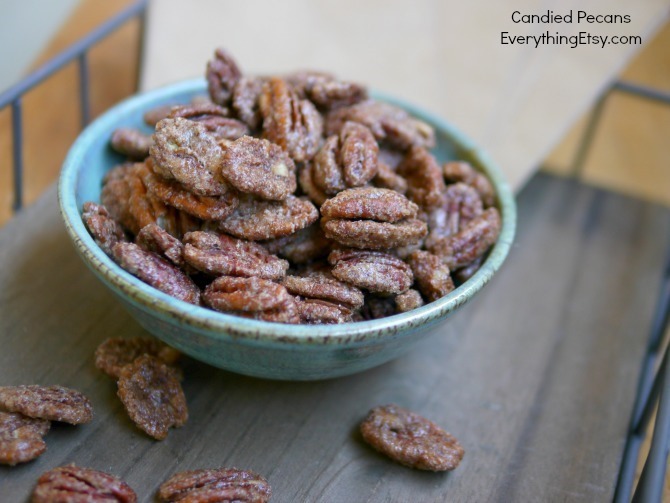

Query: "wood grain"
<box><xmin>0</xmin><ymin>173</ymin><xmax>668</xmax><ymax>501</ymax></box>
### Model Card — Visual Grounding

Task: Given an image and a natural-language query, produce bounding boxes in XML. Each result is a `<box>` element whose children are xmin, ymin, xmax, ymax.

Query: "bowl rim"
<box><xmin>58</xmin><ymin>78</ymin><xmax>516</xmax><ymax>345</ymax></box>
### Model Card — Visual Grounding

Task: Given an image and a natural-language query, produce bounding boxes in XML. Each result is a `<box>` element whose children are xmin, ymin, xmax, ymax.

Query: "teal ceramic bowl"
<box><xmin>59</xmin><ymin>79</ymin><xmax>516</xmax><ymax>380</ymax></box>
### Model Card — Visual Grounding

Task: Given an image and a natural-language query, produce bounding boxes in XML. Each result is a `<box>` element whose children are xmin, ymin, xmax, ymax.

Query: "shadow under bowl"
<box><xmin>58</xmin><ymin>79</ymin><xmax>516</xmax><ymax>381</ymax></box>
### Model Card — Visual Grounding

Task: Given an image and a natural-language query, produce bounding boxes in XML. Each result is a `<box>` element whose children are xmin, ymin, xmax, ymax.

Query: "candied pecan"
<box><xmin>141</xmin><ymin>160</ymin><xmax>238</xmax><ymax>221</ymax></box>
<box><xmin>110</xmin><ymin>128</ymin><xmax>152</xmax><ymax>160</ymax></box>
<box><xmin>95</xmin><ymin>337</ymin><xmax>181</xmax><ymax>380</ymax></box>
<box><xmin>136</xmin><ymin>224</ymin><xmax>185</xmax><ymax>267</ymax></box>
<box><xmin>295</xmin><ymin>298</ymin><xmax>353</xmax><ymax>324</ymax></box>
<box><xmin>396</xmin><ymin>146</ymin><xmax>446</xmax><ymax>211</ymax></box>
<box><xmin>217</xmin><ymin>195</ymin><xmax>318</xmax><ymax>241</ymax></box>
<box><xmin>0</xmin><ymin>411</ymin><xmax>49</xmax><ymax>465</ymax></box>
<box><xmin>144</xmin><ymin>103</ymin><xmax>179</xmax><ymax>127</ymax></box>
<box><xmin>360</xmin><ymin>404</ymin><xmax>464</xmax><ymax>471</ymax></box>
<box><xmin>158</xmin><ymin>467</ymin><xmax>271</xmax><ymax>503</ymax></box>
<box><xmin>112</xmin><ymin>242</ymin><xmax>201</xmax><ymax>305</ymax></box>
<box><xmin>259</xmin><ymin>77</ymin><xmax>323</xmax><ymax>162</ymax></box>
<box><xmin>308</xmin><ymin>78</ymin><xmax>367</xmax><ymax>111</ymax></box>
<box><xmin>102</xmin><ymin>163</ymin><xmax>176</xmax><ymax>236</ymax></box>
<box><xmin>328</xmin><ymin>249</ymin><xmax>413</xmax><ymax>294</ymax></box>
<box><xmin>321</xmin><ymin>187</ymin><xmax>418</xmax><ymax>223</ymax></box>
<box><xmin>206</xmin><ymin>48</ymin><xmax>242</xmax><ymax>106</ymax></box>
<box><xmin>444</xmin><ymin>161</ymin><xmax>495</xmax><ymax>207</ymax></box>
<box><xmin>424</xmin><ymin>183</ymin><xmax>483</xmax><ymax>250</ymax></box>
<box><xmin>325</xmin><ymin>100</ymin><xmax>435</xmax><ymax>151</ymax></box>
<box><xmin>373</xmin><ymin>161</ymin><xmax>408</xmax><ymax>194</ymax></box>
<box><xmin>0</xmin><ymin>385</ymin><xmax>92</xmax><ymax>425</ymax></box>
<box><xmin>312</xmin><ymin>136</ymin><xmax>344</xmax><ymax>193</ymax></box>
<box><xmin>169</xmin><ymin>103</ymin><xmax>249</xmax><ymax>141</ymax></box>
<box><xmin>454</xmin><ymin>257</ymin><xmax>484</xmax><ymax>284</ymax></box>
<box><xmin>407</xmin><ymin>250</ymin><xmax>455</xmax><ymax>302</ymax></box>
<box><xmin>183</xmin><ymin>231</ymin><xmax>288</xmax><ymax>280</ymax></box>
<box><xmin>262</xmin><ymin>223</ymin><xmax>331</xmax><ymax>264</ymax></box>
<box><xmin>32</xmin><ymin>465</ymin><xmax>137</xmax><ymax>503</ymax></box>
<box><xmin>82</xmin><ymin>202</ymin><xmax>127</xmax><ymax>256</ymax></box>
<box><xmin>428</xmin><ymin>207</ymin><xmax>501</xmax><ymax>269</ymax></box>
<box><xmin>150</xmin><ymin>118</ymin><xmax>228</xmax><ymax>196</ymax></box>
<box><xmin>322</xmin><ymin>218</ymin><xmax>427</xmax><ymax>250</ymax></box>
<box><xmin>117</xmin><ymin>355</ymin><xmax>188</xmax><ymax>440</ymax></box>
<box><xmin>232</xmin><ymin>76</ymin><xmax>266</xmax><ymax>130</ymax></box>
<box><xmin>298</xmin><ymin>162</ymin><xmax>329</xmax><ymax>206</ymax></box>
<box><xmin>285</xmin><ymin>70</ymin><xmax>334</xmax><ymax>98</ymax></box>
<box><xmin>203</xmin><ymin>276</ymin><xmax>299</xmax><ymax>324</ymax></box>
<box><xmin>220</xmin><ymin>136</ymin><xmax>296</xmax><ymax>200</ymax></box>
<box><xmin>395</xmin><ymin>289</ymin><xmax>424</xmax><ymax>313</ymax></box>
<box><xmin>282</xmin><ymin>271</ymin><xmax>364</xmax><ymax>309</ymax></box>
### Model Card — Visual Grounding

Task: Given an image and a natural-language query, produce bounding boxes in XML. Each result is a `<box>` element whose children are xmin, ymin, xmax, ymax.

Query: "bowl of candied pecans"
<box><xmin>58</xmin><ymin>49</ymin><xmax>516</xmax><ymax>380</ymax></box>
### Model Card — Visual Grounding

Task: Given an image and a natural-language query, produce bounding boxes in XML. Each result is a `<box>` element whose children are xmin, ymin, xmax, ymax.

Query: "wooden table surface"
<box><xmin>1</xmin><ymin>173</ymin><xmax>668</xmax><ymax>501</ymax></box>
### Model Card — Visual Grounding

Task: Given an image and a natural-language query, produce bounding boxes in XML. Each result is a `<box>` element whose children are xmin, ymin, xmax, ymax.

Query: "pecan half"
<box><xmin>217</xmin><ymin>195</ymin><xmax>318</xmax><ymax>241</ymax></box>
<box><xmin>427</xmin><ymin>207</ymin><xmax>501</xmax><ymax>269</ymax></box>
<box><xmin>82</xmin><ymin>202</ymin><xmax>127</xmax><ymax>256</ymax></box>
<box><xmin>150</xmin><ymin>118</ymin><xmax>228</xmax><ymax>196</ymax></box>
<box><xmin>206</xmin><ymin>48</ymin><xmax>242</xmax><ymax>106</ymax></box>
<box><xmin>282</xmin><ymin>271</ymin><xmax>364</xmax><ymax>309</ymax></box>
<box><xmin>110</xmin><ymin>128</ymin><xmax>152</xmax><ymax>160</ymax></box>
<box><xmin>373</xmin><ymin>161</ymin><xmax>408</xmax><ymax>194</ymax></box>
<box><xmin>0</xmin><ymin>385</ymin><xmax>92</xmax><ymax>425</ymax></box>
<box><xmin>321</xmin><ymin>187</ymin><xmax>418</xmax><ymax>222</ymax></box>
<box><xmin>259</xmin><ymin>77</ymin><xmax>323</xmax><ymax>162</ymax></box>
<box><xmin>95</xmin><ymin>337</ymin><xmax>181</xmax><ymax>380</ymax></box>
<box><xmin>396</xmin><ymin>146</ymin><xmax>446</xmax><ymax>211</ymax></box>
<box><xmin>32</xmin><ymin>465</ymin><xmax>137</xmax><ymax>503</ymax></box>
<box><xmin>0</xmin><ymin>411</ymin><xmax>50</xmax><ymax>465</ymax></box>
<box><xmin>395</xmin><ymin>289</ymin><xmax>424</xmax><ymax>313</ymax></box>
<box><xmin>360</xmin><ymin>404</ymin><xmax>464</xmax><ymax>471</ymax></box>
<box><xmin>136</xmin><ymin>223</ymin><xmax>185</xmax><ymax>267</ymax></box>
<box><xmin>295</xmin><ymin>298</ymin><xmax>353</xmax><ymax>324</ymax></box>
<box><xmin>407</xmin><ymin>250</ymin><xmax>455</xmax><ymax>302</ymax></box>
<box><xmin>158</xmin><ymin>467</ymin><xmax>271</xmax><ymax>503</ymax></box>
<box><xmin>183</xmin><ymin>231</ymin><xmax>288</xmax><ymax>280</ymax></box>
<box><xmin>112</xmin><ymin>242</ymin><xmax>201</xmax><ymax>305</ymax></box>
<box><xmin>169</xmin><ymin>103</ymin><xmax>248</xmax><ymax>141</ymax></box>
<box><xmin>443</xmin><ymin>161</ymin><xmax>495</xmax><ymax>208</ymax></box>
<box><xmin>298</xmin><ymin>162</ymin><xmax>329</xmax><ymax>206</ymax></box>
<box><xmin>221</xmin><ymin>136</ymin><xmax>297</xmax><ymax>200</ymax></box>
<box><xmin>322</xmin><ymin>218</ymin><xmax>427</xmax><ymax>251</ymax></box>
<box><xmin>328</xmin><ymin>249</ymin><xmax>413</xmax><ymax>294</ymax></box>
<box><xmin>232</xmin><ymin>76</ymin><xmax>266</xmax><ymax>130</ymax></box>
<box><xmin>117</xmin><ymin>355</ymin><xmax>188</xmax><ymax>440</ymax></box>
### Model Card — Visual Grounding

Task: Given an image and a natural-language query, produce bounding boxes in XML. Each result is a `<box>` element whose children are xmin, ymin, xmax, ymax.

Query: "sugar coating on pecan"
<box><xmin>262</xmin><ymin>223</ymin><xmax>331</xmax><ymax>265</ymax></box>
<box><xmin>206</xmin><ymin>47</ymin><xmax>242</xmax><ymax>106</ymax></box>
<box><xmin>325</xmin><ymin>100</ymin><xmax>435</xmax><ymax>151</ymax></box>
<box><xmin>221</xmin><ymin>136</ymin><xmax>297</xmax><ymax>200</ymax></box>
<box><xmin>428</xmin><ymin>207</ymin><xmax>501</xmax><ymax>270</ymax></box>
<box><xmin>110</xmin><ymin>128</ymin><xmax>152</xmax><ymax>160</ymax></box>
<box><xmin>32</xmin><ymin>465</ymin><xmax>137</xmax><ymax>503</ymax></box>
<box><xmin>112</xmin><ymin>242</ymin><xmax>201</xmax><ymax>305</ymax></box>
<box><xmin>217</xmin><ymin>195</ymin><xmax>318</xmax><ymax>241</ymax></box>
<box><xmin>117</xmin><ymin>355</ymin><xmax>188</xmax><ymax>440</ymax></box>
<box><xmin>396</xmin><ymin>146</ymin><xmax>447</xmax><ymax>211</ymax></box>
<box><xmin>0</xmin><ymin>385</ymin><xmax>92</xmax><ymax>425</ymax></box>
<box><xmin>183</xmin><ymin>231</ymin><xmax>288</xmax><ymax>280</ymax></box>
<box><xmin>169</xmin><ymin>103</ymin><xmax>249</xmax><ymax>141</ymax></box>
<box><xmin>141</xmin><ymin>159</ymin><xmax>238</xmax><ymax>221</ymax></box>
<box><xmin>136</xmin><ymin>223</ymin><xmax>185</xmax><ymax>267</ymax></box>
<box><xmin>158</xmin><ymin>467</ymin><xmax>271</xmax><ymax>503</ymax></box>
<box><xmin>259</xmin><ymin>77</ymin><xmax>323</xmax><ymax>162</ymax></box>
<box><xmin>321</xmin><ymin>187</ymin><xmax>418</xmax><ymax>223</ymax></box>
<box><xmin>360</xmin><ymin>404</ymin><xmax>464</xmax><ymax>471</ymax></box>
<box><xmin>322</xmin><ymin>218</ymin><xmax>427</xmax><ymax>250</ymax></box>
<box><xmin>150</xmin><ymin>118</ymin><xmax>228</xmax><ymax>196</ymax></box>
<box><xmin>408</xmin><ymin>250</ymin><xmax>455</xmax><ymax>302</ymax></box>
<box><xmin>95</xmin><ymin>337</ymin><xmax>181</xmax><ymax>380</ymax></box>
<box><xmin>329</xmin><ymin>249</ymin><xmax>413</xmax><ymax>295</ymax></box>
<box><xmin>82</xmin><ymin>202</ymin><xmax>127</xmax><ymax>256</ymax></box>
<box><xmin>443</xmin><ymin>161</ymin><xmax>495</xmax><ymax>208</ymax></box>
<box><xmin>282</xmin><ymin>271</ymin><xmax>364</xmax><ymax>309</ymax></box>
<box><xmin>0</xmin><ymin>411</ymin><xmax>50</xmax><ymax>465</ymax></box>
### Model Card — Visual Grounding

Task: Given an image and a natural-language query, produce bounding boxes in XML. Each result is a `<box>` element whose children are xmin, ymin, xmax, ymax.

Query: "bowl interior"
<box><xmin>59</xmin><ymin>79</ymin><xmax>516</xmax><ymax>344</ymax></box>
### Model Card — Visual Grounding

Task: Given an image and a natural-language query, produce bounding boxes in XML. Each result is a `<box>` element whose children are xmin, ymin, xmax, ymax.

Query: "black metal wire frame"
<box><xmin>572</xmin><ymin>82</ymin><xmax>670</xmax><ymax>503</ymax></box>
<box><xmin>0</xmin><ymin>0</ymin><xmax>148</xmax><ymax>213</ymax></box>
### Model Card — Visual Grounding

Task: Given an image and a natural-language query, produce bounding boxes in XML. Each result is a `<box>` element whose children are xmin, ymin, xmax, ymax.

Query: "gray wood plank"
<box><xmin>0</xmin><ymin>174</ymin><xmax>668</xmax><ymax>502</ymax></box>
